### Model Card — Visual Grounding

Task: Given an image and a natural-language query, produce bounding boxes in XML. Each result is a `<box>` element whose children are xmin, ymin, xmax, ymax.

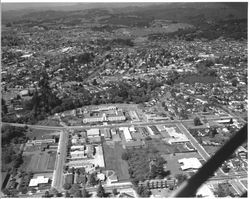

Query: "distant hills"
<box><xmin>1</xmin><ymin>2</ymin><xmax>159</xmax><ymax>11</ymax></box>
<box><xmin>2</xmin><ymin>2</ymin><xmax>247</xmax><ymax>28</ymax></box>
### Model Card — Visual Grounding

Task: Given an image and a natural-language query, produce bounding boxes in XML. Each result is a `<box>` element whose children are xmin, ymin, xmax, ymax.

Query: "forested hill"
<box><xmin>2</xmin><ymin>2</ymin><xmax>247</xmax><ymax>25</ymax></box>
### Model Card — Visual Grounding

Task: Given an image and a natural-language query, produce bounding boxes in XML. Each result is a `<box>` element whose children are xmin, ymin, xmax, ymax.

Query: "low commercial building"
<box><xmin>178</xmin><ymin>158</ymin><xmax>202</xmax><ymax>171</ymax></box>
<box><xmin>123</xmin><ymin>140</ymin><xmax>145</xmax><ymax>149</ymax></box>
<box><xmin>27</xmin><ymin>138</ymin><xmax>55</xmax><ymax>145</ymax></box>
<box><xmin>29</xmin><ymin>176</ymin><xmax>50</xmax><ymax>187</ymax></box>
<box><xmin>83</xmin><ymin>109</ymin><xmax>126</xmax><ymax>123</ymax></box>
<box><xmin>70</xmin><ymin>151</ymin><xmax>86</xmax><ymax>159</ymax></box>
<box><xmin>165</xmin><ymin>127</ymin><xmax>189</xmax><ymax>144</ymax></box>
<box><xmin>71</xmin><ymin>145</ymin><xmax>85</xmax><ymax>151</ymax></box>
<box><xmin>120</xmin><ymin>127</ymin><xmax>132</xmax><ymax>142</ymax></box>
<box><xmin>97</xmin><ymin>173</ymin><xmax>106</xmax><ymax>181</ymax></box>
<box><xmin>87</xmin><ymin>129</ymin><xmax>100</xmax><ymax>137</ymax></box>
<box><xmin>196</xmin><ymin>184</ymin><xmax>215</xmax><ymax>197</ymax></box>
<box><xmin>107</xmin><ymin>174</ymin><xmax>118</xmax><ymax>184</ymax></box>
<box><xmin>139</xmin><ymin>178</ymin><xmax>176</xmax><ymax>189</ymax></box>
<box><xmin>102</xmin><ymin>128</ymin><xmax>112</xmax><ymax>140</ymax></box>
<box><xmin>83</xmin><ymin>116</ymin><xmax>103</xmax><ymax>123</ymax></box>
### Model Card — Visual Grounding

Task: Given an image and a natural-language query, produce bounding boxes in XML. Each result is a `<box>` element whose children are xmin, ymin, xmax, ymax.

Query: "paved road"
<box><xmin>230</xmin><ymin>179</ymin><xmax>247</xmax><ymax>195</ymax></box>
<box><xmin>177</xmin><ymin>123</ymin><xmax>210</xmax><ymax>161</ymax></box>
<box><xmin>177</xmin><ymin>123</ymin><xmax>227</xmax><ymax>176</ymax></box>
<box><xmin>1</xmin><ymin>122</ymin><xmax>65</xmax><ymax>130</ymax></box>
<box><xmin>2</xmin><ymin>116</ymin><xmax>235</xmax><ymax>131</ymax></box>
<box><xmin>85</xmin><ymin>182</ymin><xmax>133</xmax><ymax>192</ymax></box>
<box><xmin>209</xmin><ymin>174</ymin><xmax>247</xmax><ymax>182</ymax></box>
<box><xmin>51</xmin><ymin>130</ymin><xmax>68</xmax><ymax>192</ymax></box>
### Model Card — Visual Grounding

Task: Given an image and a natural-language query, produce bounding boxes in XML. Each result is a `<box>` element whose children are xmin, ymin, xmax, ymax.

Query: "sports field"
<box><xmin>103</xmin><ymin>142</ymin><xmax>130</xmax><ymax>181</ymax></box>
<box><xmin>23</xmin><ymin>151</ymin><xmax>57</xmax><ymax>172</ymax></box>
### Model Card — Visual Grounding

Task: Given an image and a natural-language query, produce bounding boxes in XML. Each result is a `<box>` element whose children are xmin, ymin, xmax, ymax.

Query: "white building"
<box><xmin>166</xmin><ymin>127</ymin><xmax>189</xmax><ymax>144</ymax></box>
<box><xmin>71</xmin><ymin>145</ymin><xmax>85</xmax><ymax>151</ymax></box>
<box><xmin>87</xmin><ymin>129</ymin><xmax>100</xmax><ymax>137</ymax></box>
<box><xmin>178</xmin><ymin>158</ymin><xmax>202</xmax><ymax>171</ymax></box>
<box><xmin>196</xmin><ymin>184</ymin><xmax>215</xmax><ymax>197</ymax></box>
<box><xmin>147</xmin><ymin>126</ymin><xmax>155</xmax><ymax>136</ymax></box>
<box><xmin>120</xmin><ymin>127</ymin><xmax>132</xmax><ymax>142</ymax></box>
<box><xmin>83</xmin><ymin>117</ymin><xmax>103</xmax><ymax>123</ymax></box>
<box><xmin>29</xmin><ymin>176</ymin><xmax>49</xmax><ymax>187</ymax></box>
<box><xmin>70</xmin><ymin>150</ymin><xmax>86</xmax><ymax>158</ymax></box>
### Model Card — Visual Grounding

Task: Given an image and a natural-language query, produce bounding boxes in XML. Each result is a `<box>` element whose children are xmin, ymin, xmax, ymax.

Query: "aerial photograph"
<box><xmin>1</xmin><ymin>1</ymin><xmax>248</xmax><ymax>198</ymax></box>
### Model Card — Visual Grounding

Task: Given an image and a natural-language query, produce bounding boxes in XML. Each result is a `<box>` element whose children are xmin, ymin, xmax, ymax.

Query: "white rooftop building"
<box><xmin>178</xmin><ymin>158</ymin><xmax>202</xmax><ymax>171</ymax></box>
<box><xmin>120</xmin><ymin>127</ymin><xmax>132</xmax><ymax>141</ymax></box>
<box><xmin>87</xmin><ymin>129</ymin><xmax>100</xmax><ymax>137</ymax></box>
<box><xmin>196</xmin><ymin>184</ymin><xmax>215</xmax><ymax>198</ymax></box>
<box><xmin>166</xmin><ymin>127</ymin><xmax>189</xmax><ymax>144</ymax></box>
<box><xmin>29</xmin><ymin>176</ymin><xmax>49</xmax><ymax>187</ymax></box>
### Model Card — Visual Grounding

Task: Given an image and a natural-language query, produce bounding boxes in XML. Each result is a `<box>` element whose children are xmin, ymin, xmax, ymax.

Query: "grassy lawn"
<box><xmin>26</xmin><ymin>129</ymin><xmax>59</xmax><ymax>140</ymax></box>
<box><xmin>36</xmin><ymin>119</ymin><xmax>60</xmax><ymax>126</ymax></box>
<box><xmin>24</xmin><ymin>152</ymin><xmax>52</xmax><ymax>172</ymax></box>
<box><xmin>203</xmin><ymin>145</ymin><xmax>220</xmax><ymax>156</ymax></box>
<box><xmin>47</xmin><ymin>152</ymin><xmax>57</xmax><ymax>170</ymax></box>
<box><xmin>20</xmin><ymin>154</ymin><xmax>33</xmax><ymax>172</ymax></box>
<box><xmin>37</xmin><ymin>153</ymin><xmax>50</xmax><ymax>171</ymax></box>
<box><xmin>103</xmin><ymin>142</ymin><xmax>130</xmax><ymax>181</ymax></box>
<box><xmin>145</xmin><ymin>139</ymin><xmax>175</xmax><ymax>154</ymax></box>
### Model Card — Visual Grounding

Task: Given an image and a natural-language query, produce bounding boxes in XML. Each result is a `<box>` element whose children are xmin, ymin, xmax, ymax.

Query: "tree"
<box><xmin>13</xmin><ymin>154</ymin><xmax>23</xmax><ymax>168</ymax></box>
<box><xmin>2</xmin><ymin>188</ymin><xmax>11</xmax><ymax>196</ymax></box>
<box><xmin>20</xmin><ymin>187</ymin><xmax>28</xmax><ymax>194</ymax></box>
<box><xmin>194</xmin><ymin>117</ymin><xmax>202</xmax><ymax>126</ymax></box>
<box><xmin>222</xmin><ymin>165</ymin><xmax>230</xmax><ymax>173</ymax></box>
<box><xmin>74</xmin><ymin>190</ymin><xmax>82</xmax><ymax>198</ymax></box>
<box><xmin>97</xmin><ymin>183</ymin><xmax>106</xmax><ymax>197</ymax></box>
<box><xmin>16</xmin><ymin>94</ymin><xmax>21</xmax><ymax>100</ymax></box>
<box><xmin>232</xmin><ymin>78</ymin><xmax>238</xmax><ymax>87</ymax></box>
<box><xmin>69</xmin><ymin>184</ymin><xmax>80</xmax><ymax>195</ymax></box>
<box><xmin>63</xmin><ymin>183</ymin><xmax>71</xmax><ymax>190</ymax></box>
<box><xmin>175</xmin><ymin>174</ymin><xmax>188</xmax><ymax>186</ymax></box>
<box><xmin>88</xmin><ymin>173</ymin><xmax>97</xmax><ymax>186</ymax></box>
<box><xmin>92</xmin><ymin>79</ymin><xmax>98</xmax><ymax>85</ymax></box>
<box><xmin>44</xmin><ymin>191</ymin><xmax>50</xmax><ymax>197</ymax></box>
<box><xmin>50</xmin><ymin>187</ymin><xmax>59</xmax><ymax>196</ymax></box>
<box><xmin>137</xmin><ymin>186</ymin><xmax>151</xmax><ymax>197</ymax></box>
<box><xmin>112</xmin><ymin>188</ymin><xmax>118</xmax><ymax>196</ymax></box>
<box><xmin>121</xmin><ymin>152</ymin><xmax>130</xmax><ymax>161</ymax></box>
<box><xmin>82</xmin><ymin>188</ymin><xmax>89</xmax><ymax>197</ymax></box>
<box><xmin>209</xmin><ymin>128</ymin><xmax>218</xmax><ymax>138</ymax></box>
<box><xmin>2</xmin><ymin>98</ymin><xmax>8</xmax><ymax>114</ymax></box>
<box><xmin>65</xmin><ymin>191</ymin><xmax>70</xmax><ymax>197</ymax></box>
<box><xmin>229</xmin><ymin>118</ymin><xmax>234</xmax><ymax>124</ymax></box>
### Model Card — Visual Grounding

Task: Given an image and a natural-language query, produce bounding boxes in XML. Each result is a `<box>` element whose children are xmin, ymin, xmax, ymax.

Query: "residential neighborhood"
<box><xmin>1</xmin><ymin>2</ymin><xmax>248</xmax><ymax>198</ymax></box>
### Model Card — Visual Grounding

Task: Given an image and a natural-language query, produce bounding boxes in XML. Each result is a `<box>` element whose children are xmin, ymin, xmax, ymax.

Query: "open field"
<box><xmin>26</xmin><ymin>128</ymin><xmax>59</xmax><ymax>140</ymax></box>
<box><xmin>146</xmin><ymin>139</ymin><xmax>175</xmax><ymax>154</ymax></box>
<box><xmin>103</xmin><ymin>142</ymin><xmax>130</xmax><ymax>181</ymax></box>
<box><xmin>23</xmin><ymin>151</ymin><xmax>57</xmax><ymax>172</ymax></box>
<box><xmin>47</xmin><ymin>151</ymin><xmax>57</xmax><ymax>170</ymax></box>
<box><xmin>36</xmin><ymin>119</ymin><xmax>60</xmax><ymax>126</ymax></box>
